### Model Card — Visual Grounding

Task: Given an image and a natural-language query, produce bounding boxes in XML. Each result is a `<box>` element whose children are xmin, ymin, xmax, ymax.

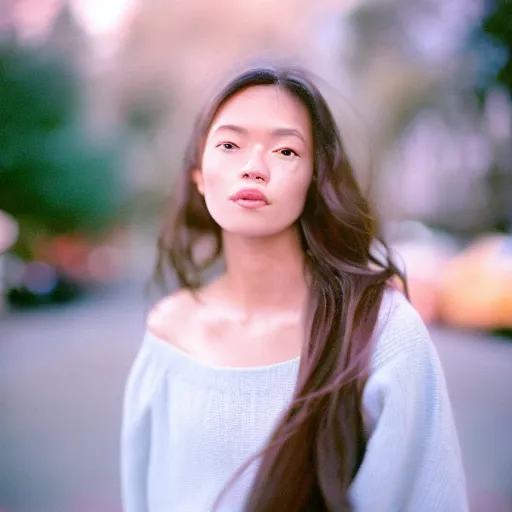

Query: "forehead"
<box><xmin>209</xmin><ymin>85</ymin><xmax>312</xmax><ymax>135</ymax></box>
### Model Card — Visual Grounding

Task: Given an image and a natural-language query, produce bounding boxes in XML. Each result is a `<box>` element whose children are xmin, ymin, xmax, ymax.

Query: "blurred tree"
<box><xmin>342</xmin><ymin>0</ymin><xmax>467</xmax><ymax>224</ymax></box>
<box><xmin>470</xmin><ymin>0</ymin><xmax>512</xmax><ymax>232</ymax></box>
<box><xmin>43</xmin><ymin>1</ymin><xmax>88</xmax><ymax>61</ymax></box>
<box><xmin>0</xmin><ymin>34</ymin><xmax>126</xmax><ymax>261</ymax></box>
<box><xmin>472</xmin><ymin>0</ymin><xmax>512</xmax><ymax>99</ymax></box>
<box><xmin>344</xmin><ymin>0</ymin><xmax>511</xmax><ymax>234</ymax></box>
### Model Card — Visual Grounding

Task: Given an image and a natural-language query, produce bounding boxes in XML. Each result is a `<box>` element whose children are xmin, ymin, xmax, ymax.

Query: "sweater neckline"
<box><xmin>145</xmin><ymin>330</ymin><xmax>301</xmax><ymax>373</ymax></box>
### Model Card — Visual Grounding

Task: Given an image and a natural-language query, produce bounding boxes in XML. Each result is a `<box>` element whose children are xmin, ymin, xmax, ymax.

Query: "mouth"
<box><xmin>229</xmin><ymin>188</ymin><xmax>269</xmax><ymax>209</ymax></box>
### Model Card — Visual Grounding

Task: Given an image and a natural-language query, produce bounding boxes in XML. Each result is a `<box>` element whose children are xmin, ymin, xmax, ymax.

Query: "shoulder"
<box><xmin>147</xmin><ymin>288</ymin><xmax>198</xmax><ymax>342</ymax></box>
<box><xmin>370</xmin><ymin>287</ymin><xmax>433</xmax><ymax>371</ymax></box>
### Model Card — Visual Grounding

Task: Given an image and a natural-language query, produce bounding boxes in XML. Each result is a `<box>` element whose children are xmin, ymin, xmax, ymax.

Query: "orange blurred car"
<box><xmin>438</xmin><ymin>235</ymin><xmax>512</xmax><ymax>332</ymax></box>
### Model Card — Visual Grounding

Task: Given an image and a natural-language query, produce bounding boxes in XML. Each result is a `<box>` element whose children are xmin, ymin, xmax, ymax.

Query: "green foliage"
<box><xmin>0</xmin><ymin>37</ymin><xmax>126</xmax><ymax>258</ymax></box>
<box><xmin>473</xmin><ymin>0</ymin><xmax>512</xmax><ymax>98</ymax></box>
<box><xmin>483</xmin><ymin>0</ymin><xmax>512</xmax><ymax>91</ymax></box>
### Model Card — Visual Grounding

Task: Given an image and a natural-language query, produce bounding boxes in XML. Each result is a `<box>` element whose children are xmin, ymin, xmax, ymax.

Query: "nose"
<box><xmin>240</xmin><ymin>148</ymin><xmax>270</xmax><ymax>182</ymax></box>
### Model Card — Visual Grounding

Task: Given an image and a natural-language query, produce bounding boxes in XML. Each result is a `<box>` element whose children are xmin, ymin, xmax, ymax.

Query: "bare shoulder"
<box><xmin>147</xmin><ymin>288</ymin><xmax>198</xmax><ymax>343</ymax></box>
<box><xmin>147</xmin><ymin>278</ymin><xmax>225</xmax><ymax>347</ymax></box>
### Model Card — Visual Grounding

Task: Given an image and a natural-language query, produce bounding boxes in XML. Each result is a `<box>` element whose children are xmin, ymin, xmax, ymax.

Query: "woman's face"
<box><xmin>194</xmin><ymin>85</ymin><xmax>314</xmax><ymax>238</ymax></box>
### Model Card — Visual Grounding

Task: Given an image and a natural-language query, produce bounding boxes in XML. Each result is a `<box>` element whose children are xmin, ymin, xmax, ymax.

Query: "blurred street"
<box><xmin>1</xmin><ymin>281</ymin><xmax>511</xmax><ymax>512</ymax></box>
<box><xmin>1</xmin><ymin>1</ymin><xmax>512</xmax><ymax>511</ymax></box>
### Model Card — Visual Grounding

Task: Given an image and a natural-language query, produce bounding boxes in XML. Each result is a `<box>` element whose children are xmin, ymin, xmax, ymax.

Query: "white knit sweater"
<box><xmin>121</xmin><ymin>289</ymin><xmax>469</xmax><ymax>511</ymax></box>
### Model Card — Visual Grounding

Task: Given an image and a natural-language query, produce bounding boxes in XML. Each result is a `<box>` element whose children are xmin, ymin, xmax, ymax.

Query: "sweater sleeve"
<box><xmin>121</xmin><ymin>340</ymin><xmax>166</xmax><ymax>512</ymax></box>
<box><xmin>349</xmin><ymin>295</ymin><xmax>469</xmax><ymax>512</ymax></box>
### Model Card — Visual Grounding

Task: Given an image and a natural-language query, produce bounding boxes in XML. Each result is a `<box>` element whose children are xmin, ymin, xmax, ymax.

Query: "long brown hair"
<box><xmin>153</xmin><ymin>64</ymin><xmax>407</xmax><ymax>511</ymax></box>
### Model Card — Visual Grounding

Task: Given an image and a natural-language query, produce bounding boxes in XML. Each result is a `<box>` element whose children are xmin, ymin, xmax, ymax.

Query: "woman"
<box><xmin>121</xmin><ymin>64</ymin><xmax>468</xmax><ymax>511</ymax></box>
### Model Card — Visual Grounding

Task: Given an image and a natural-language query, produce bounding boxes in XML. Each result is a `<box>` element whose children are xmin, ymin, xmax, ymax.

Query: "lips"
<box><xmin>229</xmin><ymin>188</ymin><xmax>269</xmax><ymax>209</ymax></box>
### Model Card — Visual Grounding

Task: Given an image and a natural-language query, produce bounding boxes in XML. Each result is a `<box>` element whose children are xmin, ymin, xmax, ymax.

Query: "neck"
<box><xmin>221</xmin><ymin>227</ymin><xmax>309</xmax><ymax>316</ymax></box>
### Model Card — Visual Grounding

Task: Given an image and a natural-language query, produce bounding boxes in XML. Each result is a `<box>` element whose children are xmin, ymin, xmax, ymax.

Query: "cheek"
<box><xmin>200</xmin><ymin>154</ymin><xmax>227</xmax><ymax>194</ymax></box>
<box><xmin>289</xmin><ymin>180</ymin><xmax>312</xmax><ymax>218</ymax></box>
<box><xmin>200</xmin><ymin>148</ymin><xmax>239</xmax><ymax>191</ymax></box>
<box><xmin>201</xmin><ymin>168</ymin><xmax>228</xmax><ymax>200</ymax></box>
<box><xmin>200</xmin><ymin>157</ymin><xmax>234</xmax><ymax>219</ymax></box>
<box><xmin>274</xmin><ymin>164</ymin><xmax>313</xmax><ymax>205</ymax></box>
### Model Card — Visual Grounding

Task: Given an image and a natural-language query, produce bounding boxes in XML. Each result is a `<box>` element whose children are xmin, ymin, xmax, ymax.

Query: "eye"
<box><xmin>217</xmin><ymin>142</ymin><xmax>238</xmax><ymax>151</ymax></box>
<box><xmin>276</xmin><ymin>148</ymin><xmax>298</xmax><ymax>158</ymax></box>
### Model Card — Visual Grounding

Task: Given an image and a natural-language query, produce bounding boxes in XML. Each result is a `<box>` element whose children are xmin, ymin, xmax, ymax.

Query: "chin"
<box><xmin>212</xmin><ymin>215</ymin><xmax>286</xmax><ymax>238</ymax></box>
<box><xmin>221</xmin><ymin>223</ymin><xmax>284</xmax><ymax>239</ymax></box>
<box><xmin>208</xmin><ymin>207</ymin><xmax>300</xmax><ymax>239</ymax></box>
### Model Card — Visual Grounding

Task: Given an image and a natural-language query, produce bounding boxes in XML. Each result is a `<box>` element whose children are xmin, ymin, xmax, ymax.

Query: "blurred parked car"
<box><xmin>2</xmin><ymin>229</ymin><xmax>128</xmax><ymax>310</ymax></box>
<box><xmin>439</xmin><ymin>234</ymin><xmax>512</xmax><ymax>333</ymax></box>
<box><xmin>389</xmin><ymin>221</ymin><xmax>460</xmax><ymax>325</ymax></box>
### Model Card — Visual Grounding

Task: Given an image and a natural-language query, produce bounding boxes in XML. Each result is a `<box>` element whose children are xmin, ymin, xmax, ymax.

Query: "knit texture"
<box><xmin>121</xmin><ymin>289</ymin><xmax>469</xmax><ymax>511</ymax></box>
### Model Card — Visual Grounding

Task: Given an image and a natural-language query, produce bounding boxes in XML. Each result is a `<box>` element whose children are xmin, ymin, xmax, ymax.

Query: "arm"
<box><xmin>121</xmin><ymin>342</ymin><xmax>162</xmax><ymax>512</ymax></box>
<box><xmin>349</xmin><ymin>301</ymin><xmax>469</xmax><ymax>512</ymax></box>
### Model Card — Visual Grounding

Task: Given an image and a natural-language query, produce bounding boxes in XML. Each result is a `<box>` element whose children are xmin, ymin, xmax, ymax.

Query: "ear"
<box><xmin>191</xmin><ymin>169</ymin><xmax>205</xmax><ymax>196</ymax></box>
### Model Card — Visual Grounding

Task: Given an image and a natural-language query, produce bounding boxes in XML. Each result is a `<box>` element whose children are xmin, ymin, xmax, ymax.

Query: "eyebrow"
<box><xmin>214</xmin><ymin>124</ymin><xmax>306</xmax><ymax>143</ymax></box>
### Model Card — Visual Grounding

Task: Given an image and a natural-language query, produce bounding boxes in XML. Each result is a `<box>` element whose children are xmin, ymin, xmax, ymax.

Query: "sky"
<box><xmin>70</xmin><ymin>0</ymin><xmax>135</xmax><ymax>37</ymax></box>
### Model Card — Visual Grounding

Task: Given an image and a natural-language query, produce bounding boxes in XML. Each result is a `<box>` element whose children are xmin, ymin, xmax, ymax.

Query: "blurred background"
<box><xmin>0</xmin><ymin>0</ymin><xmax>511</xmax><ymax>511</ymax></box>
